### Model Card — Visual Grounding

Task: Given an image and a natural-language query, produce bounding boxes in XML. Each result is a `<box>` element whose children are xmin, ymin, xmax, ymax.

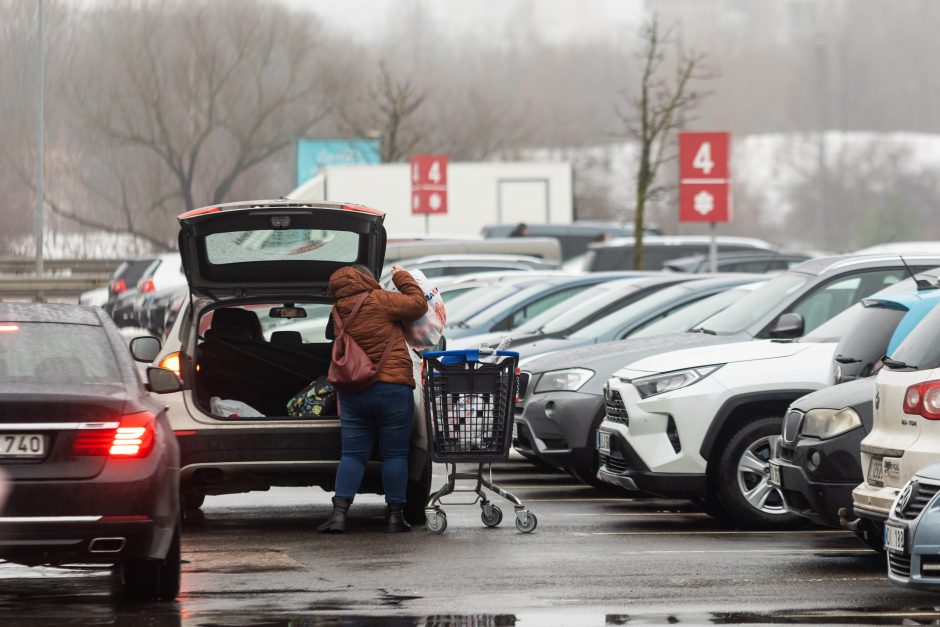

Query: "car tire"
<box><xmin>405</xmin><ymin>454</ymin><xmax>432</xmax><ymax>526</ymax></box>
<box><xmin>182</xmin><ymin>490</ymin><xmax>205</xmax><ymax>511</ymax></box>
<box><xmin>713</xmin><ymin>416</ymin><xmax>802</xmax><ymax>529</ymax></box>
<box><xmin>569</xmin><ymin>463</ymin><xmax>610</xmax><ymax>490</ymax></box>
<box><xmin>855</xmin><ymin>525</ymin><xmax>886</xmax><ymax>553</ymax></box>
<box><xmin>121</xmin><ymin>522</ymin><xmax>181</xmax><ymax>602</ymax></box>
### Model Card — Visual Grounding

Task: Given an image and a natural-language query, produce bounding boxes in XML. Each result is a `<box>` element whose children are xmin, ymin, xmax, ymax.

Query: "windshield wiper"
<box><xmin>691</xmin><ymin>327</ymin><xmax>716</xmax><ymax>335</ymax></box>
<box><xmin>834</xmin><ymin>354</ymin><xmax>862</xmax><ymax>364</ymax></box>
<box><xmin>883</xmin><ymin>357</ymin><xmax>916</xmax><ymax>370</ymax></box>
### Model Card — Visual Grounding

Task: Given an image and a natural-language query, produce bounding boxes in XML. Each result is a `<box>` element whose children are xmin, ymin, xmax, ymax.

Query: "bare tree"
<box><xmin>343</xmin><ymin>62</ymin><xmax>426</xmax><ymax>162</ymax></box>
<box><xmin>618</xmin><ymin>18</ymin><xmax>709</xmax><ymax>269</ymax></box>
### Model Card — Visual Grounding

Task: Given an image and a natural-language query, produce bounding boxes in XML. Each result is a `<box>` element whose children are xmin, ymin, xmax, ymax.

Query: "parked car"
<box><xmin>444</xmin><ymin>273</ymin><xmax>643</xmax><ymax>340</ymax></box>
<box><xmin>511</xmin><ymin>281</ymin><xmax>763</xmax><ymax>485</ymax></box>
<box><xmin>583</xmin><ymin>235</ymin><xmax>774</xmax><ymax>271</ymax></box>
<box><xmin>663</xmin><ymin>251</ymin><xmax>812</xmax><ymax>274</ymax></box>
<box><xmin>595</xmin><ymin>274</ymin><xmax>934</xmax><ymax>528</ymax></box>
<box><xmin>481</xmin><ymin>222</ymin><xmax>659</xmax><ymax>261</ymax></box>
<box><xmin>0</xmin><ymin>302</ymin><xmax>182</xmax><ymax>601</ymax></box>
<box><xmin>853</xmin><ymin>297</ymin><xmax>940</xmax><ymax>549</ymax></box>
<box><xmin>381</xmin><ymin>253</ymin><xmax>557</xmax><ymax>282</ymax></box>
<box><xmin>769</xmin><ymin>286</ymin><xmax>940</xmax><ymax>547</ymax></box>
<box><xmin>153</xmin><ymin>199</ymin><xmax>432</xmax><ymax>524</ymax></box>
<box><xmin>492</xmin><ymin>275</ymin><xmax>758</xmax><ymax>357</ymax></box>
<box><xmin>135</xmin><ymin>253</ymin><xmax>187</xmax><ymax>335</ymax></box>
<box><xmin>884</xmin><ymin>461</ymin><xmax>940</xmax><ymax>589</ymax></box>
<box><xmin>104</xmin><ymin>257</ymin><xmax>158</xmax><ymax>327</ymax></box>
<box><xmin>384</xmin><ymin>237</ymin><xmax>562</xmax><ymax>265</ymax></box>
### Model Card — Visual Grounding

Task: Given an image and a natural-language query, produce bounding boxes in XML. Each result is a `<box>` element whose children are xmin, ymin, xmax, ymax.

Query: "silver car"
<box><xmin>885</xmin><ymin>461</ymin><xmax>940</xmax><ymax>589</ymax></box>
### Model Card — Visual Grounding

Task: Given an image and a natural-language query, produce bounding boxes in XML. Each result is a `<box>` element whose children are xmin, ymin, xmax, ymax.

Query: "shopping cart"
<box><xmin>422</xmin><ymin>348</ymin><xmax>537</xmax><ymax>534</ymax></box>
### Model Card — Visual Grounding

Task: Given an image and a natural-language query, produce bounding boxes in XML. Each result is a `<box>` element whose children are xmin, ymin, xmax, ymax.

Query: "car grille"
<box><xmin>600</xmin><ymin>454</ymin><xmax>628</xmax><ymax>474</ymax></box>
<box><xmin>895</xmin><ymin>481</ymin><xmax>940</xmax><ymax>520</ymax></box>
<box><xmin>517</xmin><ymin>372</ymin><xmax>531</xmax><ymax>400</ymax></box>
<box><xmin>782</xmin><ymin>409</ymin><xmax>803</xmax><ymax>444</ymax></box>
<box><xmin>606</xmin><ymin>390</ymin><xmax>629</xmax><ymax>426</ymax></box>
<box><xmin>888</xmin><ymin>552</ymin><xmax>912</xmax><ymax>579</ymax></box>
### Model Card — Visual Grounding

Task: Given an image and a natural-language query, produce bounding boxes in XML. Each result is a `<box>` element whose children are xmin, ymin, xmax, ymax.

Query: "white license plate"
<box><xmin>885</xmin><ymin>522</ymin><xmax>906</xmax><ymax>553</ymax></box>
<box><xmin>0</xmin><ymin>434</ymin><xmax>46</xmax><ymax>458</ymax></box>
<box><xmin>597</xmin><ymin>431</ymin><xmax>611</xmax><ymax>454</ymax></box>
<box><xmin>868</xmin><ymin>456</ymin><xmax>885</xmax><ymax>485</ymax></box>
<box><xmin>512</xmin><ymin>422</ymin><xmax>518</xmax><ymax>441</ymax></box>
<box><xmin>769</xmin><ymin>461</ymin><xmax>782</xmax><ymax>486</ymax></box>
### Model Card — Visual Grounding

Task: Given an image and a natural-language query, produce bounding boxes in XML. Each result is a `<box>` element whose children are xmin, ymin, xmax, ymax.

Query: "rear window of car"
<box><xmin>830</xmin><ymin>304</ymin><xmax>905</xmax><ymax>375</ymax></box>
<box><xmin>205</xmin><ymin>229</ymin><xmax>359</xmax><ymax>265</ymax></box>
<box><xmin>890</xmin><ymin>304</ymin><xmax>940</xmax><ymax>370</ymax></box>
<box><xmin>0</xmin><ymin>323</ymin><xmax>119</xmax><ymax>384</ymax></box>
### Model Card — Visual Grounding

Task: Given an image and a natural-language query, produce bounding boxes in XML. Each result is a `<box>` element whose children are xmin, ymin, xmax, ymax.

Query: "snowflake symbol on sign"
<box><xmin>694</xmin><ymin>190</ymin><xmax>714</xmax><ymax>216</ymax></box>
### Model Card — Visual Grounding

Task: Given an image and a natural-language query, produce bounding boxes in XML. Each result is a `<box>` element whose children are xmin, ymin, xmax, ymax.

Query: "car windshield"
<box><xmin>445</xmin><ymin>285</ymin><xmax>523</xmax><ymax>323</ymax></box>
<box><xmin>569</xmin><ymin>283</ymin><xmax>688</xmax><ymax>340</ymax></box>
<box><xmin>694</xmin><ymin>272</ymin><xmax>810</xmax><ymax>334</ymax></box>
<box><xmin>513</xmin><ymin>280</ymin><xmax>638</xmax><ymax>335</ymax></box>
<box><xmin>889</xmin><ymin>302</ymin><xmax>940</xmax><ymax>370</ymax></box>
<box><xmin>0</xmin><ymin>323</ymin><xmax>119</xmax><ymax>384</ymax></box>
<box><xmin>627</xmin><ymin>285</ymin><xmax>762</xmax><ymax>339</ymax></box>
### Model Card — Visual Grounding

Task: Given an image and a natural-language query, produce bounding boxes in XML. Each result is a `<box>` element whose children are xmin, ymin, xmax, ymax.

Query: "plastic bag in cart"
<box><xmin>388</xmin><ymin>269</ymin><xmax>445</xmax><ymax>350</ymax></box>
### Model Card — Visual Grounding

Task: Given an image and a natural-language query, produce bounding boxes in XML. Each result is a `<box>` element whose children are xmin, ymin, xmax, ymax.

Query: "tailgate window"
<box><xmin>205</xmin><ymin>229</ymin><xmax>359</xmax><ymax>265</ymax></box>
<box><xmin>0</xmin><ymin>323</ymin><xmax>118</xmax><ymax>384</ymax></box>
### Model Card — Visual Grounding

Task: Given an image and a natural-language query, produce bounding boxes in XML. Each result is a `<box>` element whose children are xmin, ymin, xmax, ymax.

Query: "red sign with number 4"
<box><xmin>679</xmin><ymin>132</ymin><xmax>730</xmax><ymax>223</ymax></box>
<box><xmin>410</xmin><ymin>155</ymin><xmax>448</xmax><ymax>215</ymax></box>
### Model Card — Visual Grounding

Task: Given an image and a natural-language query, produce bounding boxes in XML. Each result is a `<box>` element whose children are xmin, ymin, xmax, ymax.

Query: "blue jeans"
<box><xmin>334</xmin><ymin>382</ymin><xmax>414</xmax><ymax>503</ymax></box>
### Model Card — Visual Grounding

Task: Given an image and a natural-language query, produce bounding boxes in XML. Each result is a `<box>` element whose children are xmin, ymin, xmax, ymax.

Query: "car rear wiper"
<box><xmin>883</xmin><ymin>357</ymin><xmax>916</xmax><ymax>370</ymax></box>
<box><xmin>834</xmin><ymin>354</ymin><xmax>862</xmax><ymax>364</ymax></box>
<box><xmin>691</xmin><ymin>327</ymin><xmax>716</xmax><ymax>335</ymax></box>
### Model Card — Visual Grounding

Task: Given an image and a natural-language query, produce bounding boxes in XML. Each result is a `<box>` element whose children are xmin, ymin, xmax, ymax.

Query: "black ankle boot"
<box><xmin>386</xmin><ymin>502</ymin><xmax>412</xmax><ymax>533</ymax></box>
<box><xmin>317</xmin><ymin>497</ymin><xmax>352</xmax><ymax>533</ymax></box>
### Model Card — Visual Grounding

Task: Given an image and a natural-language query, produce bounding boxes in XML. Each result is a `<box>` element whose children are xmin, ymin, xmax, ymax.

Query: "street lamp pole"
<box><xmin>35</xmin><ymin>0</ymin><xmax>45</xmax><ymax>276</ymax></box>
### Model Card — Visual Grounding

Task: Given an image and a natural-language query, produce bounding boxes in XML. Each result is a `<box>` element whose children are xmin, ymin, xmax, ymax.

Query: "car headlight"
<box><xmin>534</xmin><ymin>368</ymin><xmax>594</xmax><ymax>393</ymax></box>
<box><xmin>799</xmin><ymin>407</ymin><xmax>862</xmax><ymax>439</ymax></box>
<box><xmin>631</xmin><ymin>365</ymin><xmax>723</xmax><ymax>399</ymax></box>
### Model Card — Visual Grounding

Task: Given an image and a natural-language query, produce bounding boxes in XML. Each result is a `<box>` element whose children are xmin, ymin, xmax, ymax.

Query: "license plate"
<box><xmin>868</xmin><ymin>456</ymin><xmax>885</xmax><ymax>486</ymax></box>
<box><xmin>769</xmin><ymin>461</ymin><xmax>782</xmax><ymax>486</ymax></box>
<box><xmin>885</xmin><ymin>522</ymin><xmax>906</xmax><ymax>553</ymax></box>
<box><xmin>597</xmin><ymin>431</ymin><xmax>611</xmax><ymax>454</ymax></box>
<box><xmin>0</xmin><ymin>434</ymin><xmax>46</xmax><ymax>458</ymax></box>
<box><xmin>512</xmin><ymin>422</ymin><xmax>518</xmax><ymax>441</ymax></box>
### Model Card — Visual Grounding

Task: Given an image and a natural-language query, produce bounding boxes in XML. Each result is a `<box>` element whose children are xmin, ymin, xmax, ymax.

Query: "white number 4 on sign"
<box><xmin>428</xmin><ymin>161</ymin><xmax>442</xmax><ymax>184</ymax></box>
<box><xmin>693</xmin><ymin>142</ymin><xmax>715</xmax><ymax>175</ymax></box>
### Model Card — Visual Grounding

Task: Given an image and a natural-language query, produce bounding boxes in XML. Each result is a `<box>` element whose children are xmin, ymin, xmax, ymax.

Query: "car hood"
<box><xmin>791</xmin><ymin>376</ymin><xmax>875</xmax><ymax>414</ymax></box>
<box><xmin>622</xmin><ymin>339</ymin><xmax>813</xmax><ymax>375</ymax></box>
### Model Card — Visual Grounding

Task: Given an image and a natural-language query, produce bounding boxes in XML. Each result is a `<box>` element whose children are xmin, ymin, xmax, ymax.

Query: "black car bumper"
<box><xmin>774</xmin><ymin>458</ymin><xmax>856</xmax><ymax>528</ymax></box>
<box><xmin>0</xmin><ymin>518</ymin><xmax>160</xmax><ymax>565</ymax></box>
<box><xmin>512</xmin><ymin>391</ymin><xmax>604</xmax><ymax>472</ymax></box>
<box><xmin>596</xmin><ymin>428</ymin><xmax>706</xmax><ymax>498</ymax></box>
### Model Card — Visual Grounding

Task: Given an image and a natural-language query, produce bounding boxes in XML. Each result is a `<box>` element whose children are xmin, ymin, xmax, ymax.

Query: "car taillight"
<box><xmin>111</xmin><ymin>278</ymin><xmax>126</xmax><ymax>293</ymax></box>
<box><xmin>72</xmin><ymin>412</ymin><xmax>156</xmax><ymax>458</ymax></box>
<box><xmin>159</xmin><ymin>351</ymin><xmax>182</xmax><ymax>380</ymax></box>
<box><xmin>0</xmin><ymin>324</ymin><xmax>18</xmax><ymax>332</ymax></box>
<box><xmin>139</xmin><ymin>278</ymin><xmax>155</xmax><ymax>293</ymax></box>
<box><xmin>903</xmin><ymin>380</ymin><xmax>940</xmax><ymax>420</ymax></box>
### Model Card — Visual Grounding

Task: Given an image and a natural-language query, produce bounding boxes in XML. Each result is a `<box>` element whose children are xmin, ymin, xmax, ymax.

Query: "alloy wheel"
<box><xmin>735</xmin><ymin>435</ymin><xmax>787</xmax><ymax>516</ymax></box>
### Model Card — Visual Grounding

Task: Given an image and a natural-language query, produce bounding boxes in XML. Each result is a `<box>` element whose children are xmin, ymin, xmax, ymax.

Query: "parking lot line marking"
<box><xmin>580</xmin><ymin>530</ymin><xmax>851</xmax><ymax>536</ymax></box>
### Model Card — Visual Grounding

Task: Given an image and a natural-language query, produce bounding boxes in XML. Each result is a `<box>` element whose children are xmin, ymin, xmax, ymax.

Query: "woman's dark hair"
<box><xmin>351</xmin><ymin>264</ymin><xmax>375</xmax><ymax>279</ymax></box>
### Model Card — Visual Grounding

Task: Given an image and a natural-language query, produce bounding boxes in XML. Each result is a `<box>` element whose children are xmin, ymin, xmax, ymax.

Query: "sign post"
<box><xmin>410</xmin><ymin>155</ymin><xmax>448</xmax><ymax>234</ymax></box>
<box><xmin>678</xmin><ymin>132</ymin><xmax>731</xmax><ymax>273</ymax></box>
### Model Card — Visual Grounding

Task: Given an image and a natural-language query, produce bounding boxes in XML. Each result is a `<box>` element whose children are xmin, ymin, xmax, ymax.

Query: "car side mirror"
<box><xmin>130</xmin><ymin>336</ymin><xmax>161</xmax><ymax>363</ymax></box>
<box><xmin>146</xmin><ymin>367</ymin><xmax>182</xmax><ymax>394</ymax></box>
<box><xmin>769</xmin><ymin>313</ymin><xmax>804</xmax><ymax>339</ymax></box>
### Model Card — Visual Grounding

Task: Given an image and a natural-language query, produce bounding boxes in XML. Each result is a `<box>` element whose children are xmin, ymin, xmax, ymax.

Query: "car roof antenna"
<box><xmin>899</xmin><ymin>255</ymin><xmax>937</xmax><ymax>291</ymax></box>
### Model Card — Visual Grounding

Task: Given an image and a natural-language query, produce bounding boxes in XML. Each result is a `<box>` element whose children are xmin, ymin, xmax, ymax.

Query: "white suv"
<box><xmin>596</xmin><ymin>294</ymin><xmax>907</xmax><ymax>528</ymax></box>
<box><xmin>853</xmin><ymin>302</ymin><xmax>940</xmax><ymax>540</ymax></box>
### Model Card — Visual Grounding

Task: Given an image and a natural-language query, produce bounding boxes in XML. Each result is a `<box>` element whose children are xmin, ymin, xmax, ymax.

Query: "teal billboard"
<box><xmin>295</xmin><ymin>138</ymin><xmax>381</xmax><ymax>186</ymax></box>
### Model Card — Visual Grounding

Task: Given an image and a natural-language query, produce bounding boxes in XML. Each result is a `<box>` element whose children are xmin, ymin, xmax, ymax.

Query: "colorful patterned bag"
<box><xmin>286</xmin><ymin>375</ymin><xmax>337</xmax><ymax>418</ymax></box>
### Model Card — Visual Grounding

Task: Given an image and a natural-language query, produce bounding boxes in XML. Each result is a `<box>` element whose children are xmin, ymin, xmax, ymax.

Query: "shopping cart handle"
<box><xmin>423</xmin><ymin>349</ymin><xmax>520</xmax><ymax>361</ymax></box>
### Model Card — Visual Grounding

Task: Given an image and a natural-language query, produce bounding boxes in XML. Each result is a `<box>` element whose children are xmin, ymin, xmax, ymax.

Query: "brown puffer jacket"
<box><xmin>329</xmin><ymin>266</ymin><xmax>427</xmax><ymax>389</ymax></box>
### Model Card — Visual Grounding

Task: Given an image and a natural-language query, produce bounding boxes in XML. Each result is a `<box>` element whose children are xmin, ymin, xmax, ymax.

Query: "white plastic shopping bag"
<box><xmin>390</xmin><ymin>269</ymin><xmax>446</xmax><ymax>350</ymax></box>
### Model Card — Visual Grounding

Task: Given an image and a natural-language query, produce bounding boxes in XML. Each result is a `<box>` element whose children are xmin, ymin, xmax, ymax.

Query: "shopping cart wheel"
<box><xmin>515</xmin><ymin>510</ymin><xmax>538</xmax><ymax>533</ymax></box>
<box><xmin>427</xmin><ymin>510</ymin><xmax>447</xmax><ymax>534</ymax></box>
<box><xmin>481</xmin><ymin>504</ymin><xmax>503</xmax><ymax>528</ymax></box>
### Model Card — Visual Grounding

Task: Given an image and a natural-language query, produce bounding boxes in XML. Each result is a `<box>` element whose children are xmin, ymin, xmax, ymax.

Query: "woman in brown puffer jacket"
<box><xmin>318</xmin><ymin>264</ymin><xmax>427</xmax><ymax>534</ymax></box>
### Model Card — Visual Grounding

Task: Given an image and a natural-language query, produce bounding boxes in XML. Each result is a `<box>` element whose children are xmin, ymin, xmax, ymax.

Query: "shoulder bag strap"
<box><xmin>374</xmin><ymin>324</ymin><xmax>402</xmax><ymax>373</ymax></box>
<box><xmin>332</xmin><ymin>292</ymin><xmax>370</xmax><ymax>333</ymax></box>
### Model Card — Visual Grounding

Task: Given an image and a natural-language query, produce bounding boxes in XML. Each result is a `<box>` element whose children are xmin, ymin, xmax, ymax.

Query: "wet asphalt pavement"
<box><xmin>3</xmin><ymin>459</ymin><xmax>940</xmax><ymax>626</ymax></box>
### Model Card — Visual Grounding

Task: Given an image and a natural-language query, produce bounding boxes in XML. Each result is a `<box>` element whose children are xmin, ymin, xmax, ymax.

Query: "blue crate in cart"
<box><xmin>421</xmin><ymin>349</ymin><xmax>537</xmax><ymax>535</ymax></box>
<box><xmin>422</xmin><ymin>349</ymin><xmax>519</xmax><ymax>463</ymax></box>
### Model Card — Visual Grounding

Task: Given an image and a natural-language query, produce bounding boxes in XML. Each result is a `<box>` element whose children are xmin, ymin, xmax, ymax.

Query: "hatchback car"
<box><xmin>0</xmin><ymin>302</ymin><xmax>181</xmax><ymax>601</ymax></box>
<box><xmin>134</xmin><ymin>252</ymin><xmax>187</xmax><ymax>335</ymax></box>
<box><xmin>153</xmin><ymin>200</ymin><xmax>432</xmax><ymax>523</ymax></box>
<box><xmin>104</xmin><ymin>257</ymin><xmax>158</xmax><ymax>327</ymax></box>
<box><xmin>885</xmin><ymin>461</ymin><xmax>940</xmax><ymax>589</ymax></box>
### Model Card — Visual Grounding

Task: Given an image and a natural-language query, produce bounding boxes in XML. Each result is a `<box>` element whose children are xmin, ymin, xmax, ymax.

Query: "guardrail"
<box><xmin>0</xmin><ymin>258</ymin><xmax>123</xmax><ymax>274</ymax></box>
<box><xmin>0</xmin><ymin>258</ymin><xmax>121</xmax><ymax>301</ymax></box>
